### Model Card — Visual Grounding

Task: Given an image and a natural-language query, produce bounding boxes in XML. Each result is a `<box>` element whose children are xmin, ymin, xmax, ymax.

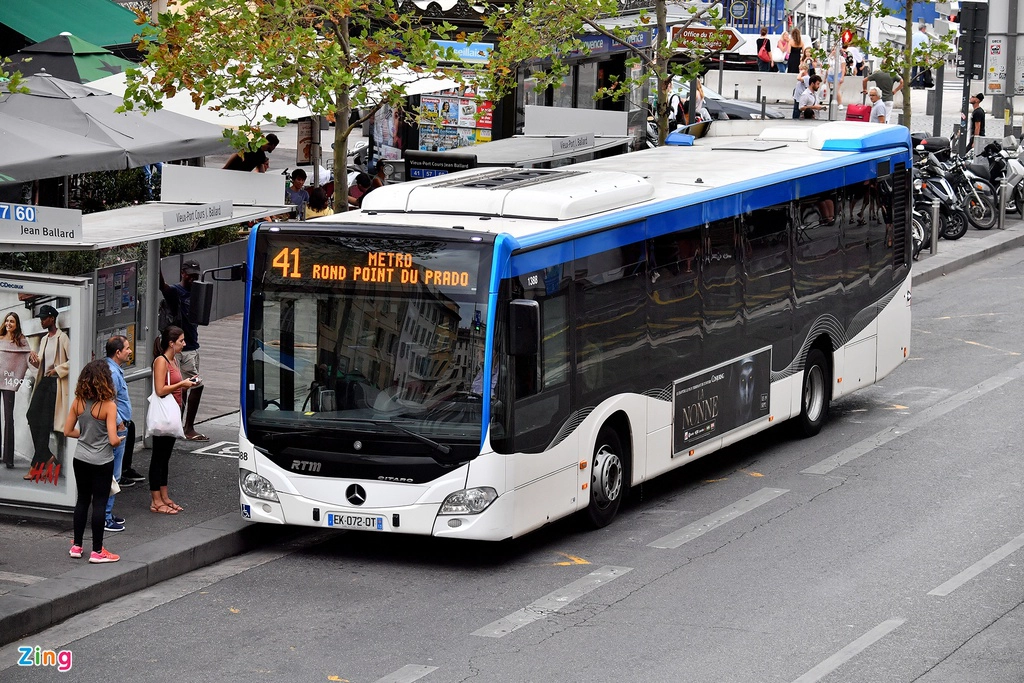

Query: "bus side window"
<box><xmin>512</xmin><ymin>266</ymin><xmax>570</xmax><ymax>400</ymax></box>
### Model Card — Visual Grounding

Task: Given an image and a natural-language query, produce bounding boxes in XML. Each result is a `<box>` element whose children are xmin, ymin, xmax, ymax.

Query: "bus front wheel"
<box><xmin>587</xmin><ymin>426</ymin><xmax>624</xmax><ymax>528</ymax></box>
<box><xmin>796</xmin><ymin>348</ymin><xmax>830</xmax><ymax>438</ymax></box>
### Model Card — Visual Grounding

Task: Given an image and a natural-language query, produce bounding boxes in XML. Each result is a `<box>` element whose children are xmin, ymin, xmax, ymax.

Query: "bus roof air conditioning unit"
<box><xmin>378</xmin><ymin>168</ymin><xmax>655</xmax><ymax>220</ymax></box>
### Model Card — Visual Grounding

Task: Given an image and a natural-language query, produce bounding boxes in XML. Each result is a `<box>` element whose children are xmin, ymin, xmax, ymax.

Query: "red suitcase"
<box><xmin>845</xmin><ymin>104</ymin><xmax>872</xmax><ymax>122</ymax></box>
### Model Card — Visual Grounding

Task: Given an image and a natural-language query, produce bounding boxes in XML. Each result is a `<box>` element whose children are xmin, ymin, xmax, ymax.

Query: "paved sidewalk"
<box><xmin>1</xmin><ymin>214</ymin><xmax>1022</xmax><ymax>648</ymax></box>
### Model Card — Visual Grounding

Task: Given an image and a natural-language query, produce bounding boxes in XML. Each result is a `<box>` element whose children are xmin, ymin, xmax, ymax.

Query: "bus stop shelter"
<box><xmin>0</xmin><ymin>165</ymin><xmax>289</xmax><ymax>512</ymax></box>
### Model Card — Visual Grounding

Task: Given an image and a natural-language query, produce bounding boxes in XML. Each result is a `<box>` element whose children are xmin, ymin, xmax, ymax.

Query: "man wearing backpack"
<box><xmin>159</xmin><ymin>260</ymin><xmax>208</xmax><ymax>441</ymax></box>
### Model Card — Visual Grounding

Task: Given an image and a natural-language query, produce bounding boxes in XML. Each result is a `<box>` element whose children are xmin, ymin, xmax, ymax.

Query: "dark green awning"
<box><xmin>0</xmin><ymin>0</ymin><xmax>142</xmax><ymax>49</ymax></box>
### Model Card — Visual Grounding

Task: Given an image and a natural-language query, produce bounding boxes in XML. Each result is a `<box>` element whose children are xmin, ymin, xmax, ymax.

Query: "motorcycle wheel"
<box><xmin>941</xmin><ymin>209</ymin><xmax>968</xmax><ymax>240</ymax></box>
<box><xmin>963</xmin><ymin>194</ymin><xmax>997</xmax><ymax>230</ymax></box>
<box><xmin>911</xmin><ymin>217</ymin><xmax>925</xmax><ymax>261</ymax></box>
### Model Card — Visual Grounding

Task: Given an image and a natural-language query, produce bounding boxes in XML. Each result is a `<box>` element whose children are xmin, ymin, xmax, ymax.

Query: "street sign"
<box><xmin>671</xmin><ymin>26</ymin><xmax>744</xmax><ymax>52</ymax></box>
<box><xmin>985</xmin><ymin>36</ymin><xmax>1006</xmax><ymax>94</ymax></box>
<box><xmin>0</xmin><ymin>203</ymin><xmax>83</xmax><ymax>245</ymax></box>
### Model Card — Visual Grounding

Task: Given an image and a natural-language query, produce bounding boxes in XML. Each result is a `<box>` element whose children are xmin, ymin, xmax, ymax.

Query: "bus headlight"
<box><xmin>240</xmin><ymin>471</ymin><xmax>279</xmax><ymax>502</ymax></box>
<box><xmin>439</xmin><ymin>487</ymin><xmax>497</xmax><ymax>515</ymax></box>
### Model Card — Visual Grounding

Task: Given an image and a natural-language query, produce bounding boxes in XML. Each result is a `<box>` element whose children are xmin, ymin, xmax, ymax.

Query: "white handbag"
<box><xmin>146</xmin><ymin>366</ymin><xmax>184</xmax><ymax>438</ymax></box>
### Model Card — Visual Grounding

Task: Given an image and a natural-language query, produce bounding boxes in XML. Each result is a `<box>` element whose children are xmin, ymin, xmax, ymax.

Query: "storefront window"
<box><xmin>552</xmin><ymin>72</ymin><xmax>573</xmax><ymax>109</ymax></box>
<box><xmin>576</xmin><ymin>62</ymin><xmax>598</xmax><ymax>109</ymax></box>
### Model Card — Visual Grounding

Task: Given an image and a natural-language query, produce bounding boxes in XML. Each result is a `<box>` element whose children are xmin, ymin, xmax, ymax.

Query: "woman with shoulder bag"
<box><xmin>149</xmin><ymin>325</ymin><xmax>197</xmax><ymax>515</ymax></box>
<box><xmin>756</xmin><ymin>27</ymin><xmax>772</xmax><ymax>72</ymax></box>
<box><xmin>776</xmin><ymin>30</ymin><xmax>791</xmax><ymax>73</ymax></box>
<box><xmin>64</xmin><ymin>359</ymin><xmax>124</xmax><ymax>563</ymax></box>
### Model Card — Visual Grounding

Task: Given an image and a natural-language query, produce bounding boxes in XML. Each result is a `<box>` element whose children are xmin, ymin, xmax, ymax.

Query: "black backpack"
<box><xmin>157</xmin><ymin>297</ymin><xmax>181</xmax><ymax>333</ymax></box>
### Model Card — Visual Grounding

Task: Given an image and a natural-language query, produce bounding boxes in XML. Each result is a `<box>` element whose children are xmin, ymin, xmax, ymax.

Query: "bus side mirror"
<box><xmin>189</xmin><ymin>280</ymin><xmax>214</xmax><ymax>326</ymax></box>
<box><xmin>188</xmin><ymin>262</ymin><xmax>245</xmax><ymax>326</ymax></box>
<box><xmin>509</xmin><ymin>299</ymin><xmax>539</xmax><ymax>357</ymax></box>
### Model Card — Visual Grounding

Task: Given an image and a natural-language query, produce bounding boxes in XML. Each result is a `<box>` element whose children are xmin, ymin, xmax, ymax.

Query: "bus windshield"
<box><xmin>246</xmin><ymin>229</ymin><xmax>494</xmax><ymax>453</ymax></box>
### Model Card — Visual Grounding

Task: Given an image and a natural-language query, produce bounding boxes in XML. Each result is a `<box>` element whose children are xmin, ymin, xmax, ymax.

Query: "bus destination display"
<box><xmin>268</xmin><ymin>244</ymin><xmax>477</xmax><ymax>291</ymax></box>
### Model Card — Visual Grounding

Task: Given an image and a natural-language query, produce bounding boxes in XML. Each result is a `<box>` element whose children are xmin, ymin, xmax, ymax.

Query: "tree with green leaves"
<box><xmin>122</xmin><ymin>0</ymin><xmax>465</xmax><ymax>211</ymax></box>
<box><xmin>476</xmin><ymin>0</ymin><xmax>729</xmax><ymax>145</ymax></box>
<box><xmin>1</xmin><ymin>58</ymin><xmax>27</xmax><ymax>93</ymax></box>
<box><xmin>829</xmin><ymin>0</ymin><xmax>953</xmax><ymax>128</ymax></box>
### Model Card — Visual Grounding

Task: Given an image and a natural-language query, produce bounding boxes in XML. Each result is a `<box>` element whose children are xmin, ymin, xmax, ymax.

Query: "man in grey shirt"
<box><xmin>799</xmin><ymin>76</ymin><xmax>825</xmax><ymax>119</ymax></box>
<box><xmin>863</xmin><ymin>69</ymin><xmax>903</xmax><ymax>121</ymax></box>
<box><xmin>868</xmin><ymin>88</ymin><xmax>888</xmax><ymax>123</ymax></box>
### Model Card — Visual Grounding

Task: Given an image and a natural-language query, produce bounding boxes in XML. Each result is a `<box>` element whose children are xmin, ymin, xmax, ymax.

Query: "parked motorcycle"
<box><xmin>915</xmin><ymin>152</ymin><xmax>970</xmax><ymax>241</ymax></box>
<box><xmin>968</xmin><ymin>140</ymin><xmax>1024</xmax><ymax>218</ymax></box>
<box><xmin>949</xmin><ymin>154</ymin><xmax>998</xmax><ymax>229</ymax></box>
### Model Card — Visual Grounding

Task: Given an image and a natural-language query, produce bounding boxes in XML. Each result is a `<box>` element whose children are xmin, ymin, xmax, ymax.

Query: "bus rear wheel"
<box><xmin>796</xmin><ymin>348</ymin><xmax>830</xmax><ymax>438</ymax></box>
<box><xmin>587</xmin><ymin>426</ymin><xmax>624</xmax><ymax>528</ymax></box>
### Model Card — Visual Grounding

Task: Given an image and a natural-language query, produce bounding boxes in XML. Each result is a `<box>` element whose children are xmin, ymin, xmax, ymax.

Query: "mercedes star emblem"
<box><xmin>346</xmin><ymin>484</ymin><xmax>367</xmax><ymax>506</ymax></box>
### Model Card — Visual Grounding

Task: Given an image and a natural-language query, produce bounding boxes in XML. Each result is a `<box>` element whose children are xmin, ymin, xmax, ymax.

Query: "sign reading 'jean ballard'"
<box><xmin>673</xmin><ymin>347</ymin><xmax>772</xmax><ymax>454</ymax></box>
<box><xmin>0</xmin><ymin>203</ymin><xmax>82</xmax><ymax>244</ymax></box>
<box><xmin>162</xmin><ymin>201</ymin><xmax>232</xmax><ymax>230</ymax></box>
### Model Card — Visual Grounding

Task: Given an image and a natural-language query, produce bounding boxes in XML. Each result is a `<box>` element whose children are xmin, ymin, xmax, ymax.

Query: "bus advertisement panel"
<box><xmin>673</xmin><ymin>348</ymin><xmax>772</xmax><ymax>453</ymax></box>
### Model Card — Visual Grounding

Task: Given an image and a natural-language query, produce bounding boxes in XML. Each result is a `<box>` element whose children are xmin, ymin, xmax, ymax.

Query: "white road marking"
<box><xmin>647</xmin><ymin>488</ymin><xmax>789</xmax><ymax>549</ymax></box>
<box><xmin>0</xmin><ymin>570</ymin><xmax>46</xmax><ymax>585</ymax></box>
<box><xmin>803</xmin><ymin>360</ymin><xmax>1024</xmax><ymax>475</ymax></box>
<box><xmin>0</xmin><ymin>532</ymin><xmax>332</xmax><ymax>673</ymax></box>
<box><xmin>471</xmin><ymin>565</ymin><xmax>633</xmax><ymax>638</ymax></box>
<box><xmin>190</xmin><ymin>440</ymin><xmax>239</xmax><ymax>458</ymax></box>
<box><xmin>372</xmin><ymin>664</ymin><xmax>438</xmax><ymax>683</ymax></box>
<box><xmin>791</xmin><ymin>619</ymin><xmax>905</xmax><ymax>683</ymax></box>
<box><xmin>928</xmin><ymin>531</ymin><xmax>1024</xmax><ymax>597</ymax></box>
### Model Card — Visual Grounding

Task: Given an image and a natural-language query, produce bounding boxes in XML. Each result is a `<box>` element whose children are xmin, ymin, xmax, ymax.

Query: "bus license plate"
<box><xmin>327</xmin><ymin>513</ymin><xmax>385</xmax><ymax>531</ymax></box>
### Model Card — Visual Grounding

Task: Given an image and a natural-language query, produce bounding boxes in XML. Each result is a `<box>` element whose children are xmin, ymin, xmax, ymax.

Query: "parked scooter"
<box><xmin>968</xmin><ymin>139</ymin><xmax>1024</xmax><ymax>218</ymax></box>
<box><xmin>915</xmin><ymin>152</ymin><xmax>970</xmax><ymax>241</ymax></box>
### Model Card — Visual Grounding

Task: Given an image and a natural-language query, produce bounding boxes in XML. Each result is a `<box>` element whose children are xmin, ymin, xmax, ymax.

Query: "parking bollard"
<box><xmin>734</xmin><ymin>84</ymin><xmax>739</xmax><ymax>100</ymax></box>
<box><xmin>756</xmin><ymin>80</ymin><xmax>762</xmax><ymax>105</ymax></box>
<box><xmin>761</xmin><ymin>97</ymin><xmax>767</xmax><ymax>119</ymax></box>
<box><xmin>999</xmin><ymin>178</ymin><xmax>1008</xmax><ymax>230</ymax></box>
<box><xmin>930</xmin><ymin>200</ymin><xmax>940</xmax><ymax>254</ymax></box>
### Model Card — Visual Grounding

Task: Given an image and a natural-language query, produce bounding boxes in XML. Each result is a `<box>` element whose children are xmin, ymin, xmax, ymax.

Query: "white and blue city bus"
<box><xmin>238</xmin><ymin>121</ymin><xmax>912</xmax><ymax>540</ymax></box>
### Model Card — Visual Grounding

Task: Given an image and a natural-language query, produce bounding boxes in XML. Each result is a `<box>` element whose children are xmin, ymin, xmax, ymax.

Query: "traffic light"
<box><xmin>841</xmin><ymin>29</ymin><xmax>854</xmax><ymax>47</ymax></box>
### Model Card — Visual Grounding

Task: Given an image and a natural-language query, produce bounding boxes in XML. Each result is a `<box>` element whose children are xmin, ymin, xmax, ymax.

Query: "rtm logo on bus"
<box><xmin>291</xmin><ymin>460</ymin><xmax>321</xmax><ymax>473</ymax></box>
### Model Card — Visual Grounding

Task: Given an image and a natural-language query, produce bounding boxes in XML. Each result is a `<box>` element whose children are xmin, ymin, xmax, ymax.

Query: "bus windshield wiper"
<box><xmin>385</xmin><ymin>422</ymin><xmax>451</xmax><ymax>456</ymax></box>
<box><xmin>317</xmin><ymin>417</ymin><xmax>461</xmax><ymax>465</ymax></box>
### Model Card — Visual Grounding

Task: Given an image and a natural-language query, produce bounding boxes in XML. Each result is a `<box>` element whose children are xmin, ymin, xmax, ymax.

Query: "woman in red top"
<box><xmin>150</xmin><ymin>325</ymin><xmax>198</xmax><ymax>514</ymax></box>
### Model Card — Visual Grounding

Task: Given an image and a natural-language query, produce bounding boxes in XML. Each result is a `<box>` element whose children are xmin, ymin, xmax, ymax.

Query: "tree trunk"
<box><xmin>656</xmin><ymin>0</ymin><xmax>670</xmax><ymax>144</ymax></box>
<box><xmin>333</xmin><ymin>16</ymin><xmax>351</xmax><ymax>213</ymax></box>
<box><xmin>333</xmin><ymin>94</ymin><xmax>351</xmax><ymax>213</ymax></box>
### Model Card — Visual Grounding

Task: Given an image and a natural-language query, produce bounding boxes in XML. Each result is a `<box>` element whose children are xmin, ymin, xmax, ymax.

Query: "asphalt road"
<box><xmin>2</xmin><ymin>248</ymin><xmax>1024</xmax><ymax>682</ymax></box>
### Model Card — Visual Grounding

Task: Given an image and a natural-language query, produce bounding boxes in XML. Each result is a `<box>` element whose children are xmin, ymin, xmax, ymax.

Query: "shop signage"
<box><xmin>570</xmin><ymin>30</ymin><xmax>652</xmax><ymax>56</ymax></box>
<box><xmin>434</xmin><ymin>40</ymin><xmax>493</xmax><ymax>64</ymax></box>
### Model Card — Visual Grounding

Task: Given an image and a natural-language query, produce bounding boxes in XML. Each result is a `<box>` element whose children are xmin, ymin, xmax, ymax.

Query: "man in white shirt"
<box><xmin>799</xmin><ymin>75</ymin><xmax>825</xmax><ymax>119</ymax></box>
<box><xmin>868</xmin><ymin>88</ymin><xmax>887</xmax><ymax>123</ymax></box>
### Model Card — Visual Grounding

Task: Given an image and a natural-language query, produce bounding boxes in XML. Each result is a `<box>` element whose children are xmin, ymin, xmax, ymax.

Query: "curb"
<box><xmin>912</xmin><ymin>229</ymin><xmax>1024</xmax><ymax>287</ymax></box>
<box><xmin>0</xmin><ymin>513</ymin><xmax>284</xmax><ymax>647</ymax></box>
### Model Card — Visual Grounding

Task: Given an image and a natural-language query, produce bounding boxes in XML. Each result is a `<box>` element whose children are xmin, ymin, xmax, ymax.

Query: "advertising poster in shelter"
<box><xmin>0</xmin><ymin>272</ymin><xmax>91</xmax><ymax>509</ymax></box>
<box><xmin>672</xmin><ymin>348</ymin><xmax>772</xmax><ymax>454</ymax></box>
<box><xmin>94</xmin><ymin>262</ymin><xmax>137</xmax><ymax>369</ymax></box>
<box><xmin>372</xmin><ymin>102</ymin><xmax>405</xmax><ymax>160</ymax></box>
